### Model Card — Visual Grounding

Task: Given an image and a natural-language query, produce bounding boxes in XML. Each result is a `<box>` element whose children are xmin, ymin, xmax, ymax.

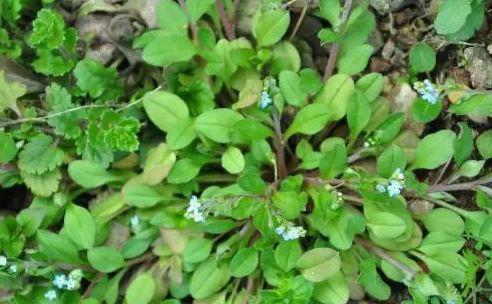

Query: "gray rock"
<box><xmin>464</xmin><ymin>47</ymin><xmax>492</xmax><ymax>89</ymax></box>
<box><xmin>370</xmin><ymin>0</ymin><xmax>417</xmax><ymax>14</ymax></box>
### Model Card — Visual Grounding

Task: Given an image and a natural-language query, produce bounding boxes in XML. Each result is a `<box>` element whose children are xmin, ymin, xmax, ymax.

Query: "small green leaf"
<box><xmin>434</xmin><ymin>0</ymin><xmax>472</xmax><ymax>35</ymax></box>
<box><xmin>285</xmin><ymin>103</ymin><xmax>332</xmax><ymax>139</ymax></box>
<box><xmin>0</xmin><ymin>132</ymin><xmax>17</xmax><ymax>163</ymax></box>
<box><xmin>274</xmin><ymin>241</ymin><xmax>302</xmax><ymax>272</ymax></box>
<box><xmin>141</xmin><ymin>32</ymin><xmax>196</xmax><ymax>67</ymax></box>
<box><xmin>167</xmin><ymin>159</ymin><xmax>201</xmax><ymax>184</ymax></box>
<box><xmin>143</xmin><ymin>91</ymin><xmax>189</xmax><ymax>132</ymax></box>
<box><xmin>143</xmin><ymin>143</ymin><xmax>176</xmax><ymax>185</ymax></box>
<box><xmin>450</xmin><ymin>94</ymin><xmax>492</xmax><ymax>117</ymax></box>
<box><xmin>187</xmin><ymin>0</ymin><xmax>215</xmax><ymax>22</ymax></box>
<box><xmin>337</xmin><ymin>44</ymin><xmax>373</xmax><ymax>76</ymax></box>
<box><xmin>312</xmin><ymin>272</ymin><xmax>349</xmax><ymax>304</ymax></box>
<box><xmin>253</xmin><ymin>9</ymin><xmax>290</xmax><ymax>47</ymax></box>
<box><xmin>411</xmin><ymin>130</ymin><xmax>456</xmax><ymax>170</ymax></box>
<box><xmin>314</xmin><ymin>74</ymin><xmax>355</xmax><ymax>121</ymax></box>
<box><xmin>30</xmin><ymin>8</ymin><xmax>66</xmax><ymax>50</ymax></box>
<box><xmin>421</xmin><ymin>208</ymin><xmax>465</xmax><ymax>236</ymax></box>
<box><xmin>68</xmin><ymin>160</ymin><xmax>120</xmax><ymax>188</ymax></box>
<box><xmin>417</xmin><ymin>231</ymin><xmax>465</xmax><ymax>255</ymax></box>
<box><xmin>195</xmin><ymin>108</ymin><xmax>244</xmax><ymax>143</ymax></box>
<box><xmin>319</xmin><ymin>143</ymin><xmax>347</xmax><ymax>179</ymax></box>
<box><xmin>189</xmin><ymin>258</ymin><xmax>231</xmax><ymax>299</ymax></box>
<box><xmin>166</xmin><ymin>118</ymin><xmax>197</xmax><ymax>150</ymax></box>
<box><xmin>0</xmin><ymin>70</ymin><xmax>26</xmax><ymax>115</ymax></box>
<box><xmin>454</xmin><ymin>122</ymin><xmax>474</xmax><ymax>166</ymax></box>
<box><xmin>412</xmin><ymin>98</ymin><xmax>442</xmax><ymax>123</ymax></box>
<box><xmin>18</xmin><ymin>134</ymin><xmax>63</xmax><ymax>175</ymax></box>
<box><xmin>476</xmin><ymin>130</ymin><xmax>492</xmax><ymax>159</ymax></box>
<box><xmin>319</xmin><ymin>0</ymin><xmax>340</xmax><ymax>26</ymax></box>
<box><xmin>377</xmin><ymin>145</ymin><xmax>407</xmax><ymax>178</ymax></box>
<box><xmin>421</xmin><ymin>252</ymin><xmax>467</xmax><ymax>284</ymax></box>
<box><xmin>230</xmin><ymin>247</ymin><xmax>258</xmax><ymax>277</ymax></box>
<box><xmin>359</xmin><ymin>259</ymin><xmax>391</xmax><ymax>300</ymax></box>
<box><xmin>409</xmin><ymin>43</ymin><xmax>436</xmax><ymax>73</ymax></box>
<box><xmin>156</xmin><ymin>0</ymin><xmax>188</xmax><ymax>33</ymax></box>
<box><xmin>221</xmin><ymin>147</ymin><xmax>245</xmax><ymax>174</ymax></box>
<box><xmin>355</xmin><ymin>72</ymin><xmax>383</xmax><ymax>102</ymax></box>
<box><xmin>296</xmin><ymin>248</ymin><xmax>341</xmax><ymax>282</ymax></box>
<box><xmin>122</xmin><ymin>183</ymin><xmax>166</xmax><ymax>208</ymax></box>
<box><xmin>279</xmin><ymin>70</ymin><xmax>307</xmax><ymax>106</ymax></box>
<box><xmin>64</xmin><ymin>204</ymin><xmax>96</xmax><ymax>249</ymax></box>
<box><xmin>183</xmin><ymin>238</ymin><xmax>213</xmax><ymax>264</ymax></box>
<box><xmin>125</xmin><ymin>273</ymin><xmax>155</xmax><ymax>304</ymax></box>
<box><xmin>73</xmin><ymin>58</ymin><xmax>122</xmax><ymax>100</ymax></box>
<box><xmin>347</xmin><ymin>92</ymin><xmax>371</xmax><ymax>139</ymax></box>
<box><xmin>87</xmin><ymin>247</ymin><xmax>125</xmax><ymax>273</ymax></box>
<box><xmin>37</xmin><ymin>230</ymin><xmax>81</xmax><ymax>264</ymax></box>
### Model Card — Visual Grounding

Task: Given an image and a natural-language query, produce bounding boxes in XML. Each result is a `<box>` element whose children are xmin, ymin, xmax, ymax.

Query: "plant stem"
<box><xmin>356</xmin><ymin>237</ymin><xmax>418</xmax><ymax>279</ymax></box>
<box><xmin>288</xmin><ymin>1</ymin><xmax>308</xmax><ymax>41</ymax></box>
<box><xmin>322</xmin><ymin>0</ymin><xmax>354</xmax><ymax>81</ymax></box>
<box><xmin>215</xmin><ymin>0</ymin><xmax>235</xmax><ymax>40</ymax></box>
<box><xmin>428</xmin><ymin>176</ymin><xmax>492</xmax><ymax>193</ymax></box>
<box><xmin>272</xmin><ymin>110</ymin><xmax>288</xmax><ymax>179</ymax></box>
<box><xmin>177</xmin><ymin>0</ymin><xmax>198</xmax><ymax>42</ymax></box>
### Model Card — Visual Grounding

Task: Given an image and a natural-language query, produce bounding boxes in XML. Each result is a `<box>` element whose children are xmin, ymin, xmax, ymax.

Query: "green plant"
<box><xmin>1</xmin><ymin>0</ymin><xmax>492</xmax><ymax>304</ymax></box>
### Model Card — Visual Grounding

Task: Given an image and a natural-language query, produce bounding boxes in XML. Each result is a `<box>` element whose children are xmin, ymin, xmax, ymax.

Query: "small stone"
<box><xmin>370</xmin><ymin>57</ymin><xmax>392</xmax><ymax>73</ymax></box>
<box><xmin>381</xmin><ymin>39</ymin><xmax>395</xmax><ymax>61</ymax></box>
<box><xmin>464</xmin><ymin>47</ymin><xmax>492</xmax><ymax>89</ymax></box>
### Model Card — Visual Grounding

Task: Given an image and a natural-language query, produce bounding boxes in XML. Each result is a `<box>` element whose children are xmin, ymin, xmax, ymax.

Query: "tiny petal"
<box><xmin>376</xmin><ymin>184</ymin><xmax>386</xmax><ymax>193</ymax></box>
<box><xmin>44</xmin><ymin>290</ymin><xmax>57</xmax><ymax>301</ymax></box>
<box><xmin>8</xmin><ymin>264</ymin><xmax>17</xmax><ymax>273</ymax></box>
<box><xmin>0</xmin><ymin>255</ymin><xmax>7</xmax><ymax>267</ymax></box>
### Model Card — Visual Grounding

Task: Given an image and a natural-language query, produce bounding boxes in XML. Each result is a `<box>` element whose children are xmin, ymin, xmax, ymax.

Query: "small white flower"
<box><xmin>275</xmin><ymin>224</ymin><xmax>306</xmax><ymax>241</ymax></box>
<box><xmin>8</xmin><ymin>264</ymin><xmax>17</xmax><ymax>273</ymax></box>
<box><xmin>376</xmin><ymin>184</ymin><xmax>386</xmax><ymax>193</ymax></box>
<box><xmin>68</xmin><ymin>269</ymin><xmax>83</xmax><ymax>281</ymax></box>
<box><xmin>0</xmin><ymin>255</ymin><xmax>7</xmax><ymax>267</ymax></box>
<box><xmin>53</xmin><ymin>274</ymin><xmax>68</xmax><ymax>289</ymax></box>
<box><xmin>387</xmin><ymin>180</ymin><xmax>403</xmax><ymax>197</ymax></box>
<box><xmin>415</xmin><ymin>80</ymin><xmax>440</xmax><ymax>105</ymax></box>
<box><xmin>66</xmin><ymin>278</ymin><xmax>80</xmax><ymax>290</ymax></box>
<box><xmin>185</xmin><ymin>195</ymin><xmax>207</xmax><ymax>223</ymax></box>
<box><xmin>259</xmin><ymin>91</ymin><xmax>272</xmax><ymax>109</ymax></box>
<box><xmin>275</xmin><ymin>226</ymin><xmax>286</xmax><ymax>236</ymax></box>
<box><xmin>44</xmin><ymin>289</ymin><xmax>57</xmax><ymax>301</ymax></box>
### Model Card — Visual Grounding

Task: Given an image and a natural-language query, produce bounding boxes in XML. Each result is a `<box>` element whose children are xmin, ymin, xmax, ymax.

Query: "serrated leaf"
<box><xmin>73</xmin><ymin>58</ymin><xmax>123</xmax><ymax>100</ymax></box>
<box><xmin>45</xmin><ymin>83</ymin><xmax>83</xmax><ymax>139</ymax></box>
<box><xmin>18</xmin><ymin>134</ymin><xmax>63</xmax><ymax>174</ymax></box>
<box><xmin>20</xmin><ymin>169</ymin><xmax>61</xmax><ymax>197</ymax></box>
<box><xmin>0</xmin><ymin>132</ymin><xmax>17</xmax><ymax>163</ymax></box>
<box><xmin>0</xmin><ymin>70</ymin><xmax>25</xmax><ymax>115</ymax></box>
<box><xmin>30</xmin><ymin>8</ymin><xmax>66</xmax><ymax>50</ymax></box>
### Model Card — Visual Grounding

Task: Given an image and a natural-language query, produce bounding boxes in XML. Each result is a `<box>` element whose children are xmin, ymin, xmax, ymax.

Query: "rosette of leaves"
<box><xmin>0</xmin><ymin>1</ymin><xmax>491</xmax><ymax>304</ymax></box>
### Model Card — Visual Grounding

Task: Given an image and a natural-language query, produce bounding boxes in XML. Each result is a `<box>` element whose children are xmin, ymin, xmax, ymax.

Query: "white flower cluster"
<box><xmin>52</xmin><ymin>269</ymin><xmax>83</xmax><ymax>291</ymax></box>
<box><xmin>414</xmin><ymin>79</ymin><xmax>440</xmax><ymax>105</ymax></box>
<box><xmin>275</xmin><ymin>224</ymin><xmax>307</xmax><ymax>241</ymax></box>
<box><xmin>376</xmin><ymin>168</ymin><xmax>406</xmax><ymax>197</ymax></box>
<box><xmin>330</xmin><ymin>191</ymin><xmax>344</xmax><ymax>210</ymax></box>
<box><xmin>185</xmin><ymin>195</ymin><xmax>207</xmax><ymax>223</ymax></box>
<box><xmin>259</xmin><ymin>91</ymin><xmax>273</xmax><ymax>109</ymax></box>
<box><xmin>44</xmin><ymin>289</ymin><xmax>57</xmax><ymax>301</ymax></box>
<box><xmin>0</xmin><ymin>255</ymin><xmax>17</xmax><ymax>273</ymax></box>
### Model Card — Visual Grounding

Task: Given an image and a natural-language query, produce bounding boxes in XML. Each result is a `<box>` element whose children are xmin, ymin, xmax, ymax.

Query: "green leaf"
<box><xmin>21</xmin><ymin>169</ymin><xmax>61</xmax><ymax>197</ymax></box>
<box><xmin>312</xmin><ymin>272</ymin><xmax>349</xmax><ymax>304</ymax></box>
<box><xmin>279</xmin><ymin>71</ymin><xmax>307</xmax><ymax>106</ymax></box>
<box><xmin>296</xmin><ymin>248</ymin><xmax>341</xmax><ymax>282</ymax></box>
<box><xmin>421</xmin><ymin>208</ymin><xmax>465</xmax><ymax>236</ymax></box>
<box><xmin>314</xmin><ymin>74</ymin><xmax>355</xmax><ymax>121</ymax></box>
<box><xmin>417</xmin><ymin>231</ymin><xmax>465</xmax><ymax>255</ymax></box>
<box><xmin>230</xmin><ymin>247</ymin><xmax>259</xmax><ymax>277</ymax></box>
<box><xmin>449</xmin><ymin>160</ymin><xmax>484</xmax><ymax>183</ymax></box>
<box><xmin>156</xmin><ymin>0</ymin><xmax>188</xmax><ymax>33</ymax></box>
<box><xmin>0</xmin><ymin>70</ymin><xmax>26</xmax><ymax>115</ymax></box>
<box><xmin>0</xmin><ymin>132</ymin><xmax>17</xmax><ymax>163</ymax></box>
<box><xmin>125</xmin><ymin>273</ymin><xmax>155</xmax><ymax>304</ymax></box>
<box><xmin>87</xmin><ymin>247</ymin><xmax>125</xmax><ymax>273</ymax></box>
<box><xmin>166</xmin><ymin>118</ymin><xmax>197</xmax><ymax>150</ymax></box>
<box><xmin>476</xmin><ymin>130</ymin><xmax>492</xmax><ymax>159</ymax></box>
<box><xmin>272</xmin><ymin>191</ymin><xmax>308</xmax><ymax>220</ymax></box>
<box><xmin>18</xmin><ymin>134</ymin><xmax>63</xmax><ymax>174</ymax></box>
<box><xmin>444</xmin><ymin>0</ymin><xmax>484</xmax><ymax>41</ymax></box>
<box><xmin>377</xmin><ymin>145</ymin><xmax>407</xmax><ymax>178</ymax></box>
<box><xmin>233</xmin><ymin>119</ymin><xmax>274</xmax><ymax>141</ymax></box>
<box><xmin>434</xmin><ymin>0</ymin><xmax>472</xmax><ymax>35</ymax></box>
<box><xmin>454</xmin><ymin>122</ymin><xmax>473</xmax><ymax>166</ymax></box>
<box><xmin>317</xmin><ymin>28</ymin><xmax>340</xmax><ymax>45</ymax></box>
<box><xmin>183</xmin><ymin>237</ymin><xmax>213</xmax><ymax>264</ymax></box>
<box><xmin>285</xmin><ymin>103</ymin><xmax>332</xmax><ymax>139</ymax></box>
<box><xmin>355</xmin><ymin>72</ymin><xmax>383</xmax><ymax>102</ymax></box>
<box><xmin>167</xmin><ymin>158</ymin><xmax>201</xmax><ymax>184</ymax></box>
<box><xmin>319</xmin><ymin>143</ymin><xmax>347</xmax><ymax>179</ymax></box>
<box><xmin>36</xmin><ymin>230</ymin><xmax>81</xmax><ymax>264</ymax></box>
<box><xmin>358</xmin><ymin>259</ymin><xmax>391</xmax><ymax>300</ymax></box>
<box><xmin>270</xmin><ymin>41</ymin><xmax>301</xmax><ymax>74</ymax></box>
<box><xmin>32</xmin><ymin>49</ymin><xmax>75</xmax><ymax>76</ymax></box>
<box><xmin>274</xmin><ymin>241</ymin><xmax>302</xmax><ymax>272</ymax></box>
<box><xmin>30</xmin><ymin>8</ymin><xmax>66</xmax><ymax>50</ymax></box>
<box><xmin>319</xmin><ymin>0</ymin><xmax>340</xmax><ymax>26</ymax></box>
<box><xmin>189</xmin><ymin>258</ymin><xmax>231</xmax><ymax>299</ymax></box>
<box><xmin>337</xmin><ymin>44</ymin><xmax>373</xmax><ymax>75</ymax></box>
<box><xmin>45</xmin><ymin>83</ymin><xmax>83</xmax><ymax>139</ymax></box>
<box><xmin>366</xmin><ymin>212</ymin><xmax>407</xmax><ymax>239</ymax></box>
<box><xmin>409</xmin><ymin>43</ymin><xmax>436</xmax><ymax>73</ymax></box>
<box><xmin>411</xmin><ymin>130</ymin><xmax>456</xmax><ymax>170</ymax></box>
<box><xmin>347</xmin><ymin>92</ymin><xmax>371</xmax><ymax>138</ymax></box>
<box><xmin>412</xmin><ymin>98</ymin><xmax>442</xmax><ymax>123</ymax></box>
<box><xmin>64</xmin><ymin>204</ymin><xmax>96</xmax><ymax>249</ymax></box>
<box><xmin>122</xmin><ymin>183</ymin><xmax>166</xmax><ymax>208</ymax></box>
<box><xmin>421</xmin><ymin>252</ymin><xmax>467</xmax><ymax>284</ymax></box>
<box><xmin>141</xmin><ymin>32</ymin><xmax>196</xmax><ymax>67</ymax></box>
<box><xmin>221</xmin><ymin>147</ymin><xmax>245</xmax><ymax>174</ymax></box>
<box><xmin>187</xmin><ymin>0</ymin><xmax>214</xmax><ymax>22</ymax></box>
<box><xmin>450</xmin><ymin>94</ymin><xmax>492</xmax><ymax>117</ymax></box>
<box><xmin>143</xmin><ymin>91</ymin><xmax>189</xmax><ymax>132</ymax></box>
<box><xmin>195</xmin><ymin>108</ymin><xmax>244</xmax><ymax>143</ymax></box>
<box><xmin>381</xmin><ymin>252</ymin><xmax>421</xmax><ymax>283</ymax></box>
<box><xmin>73</xmin><ymin>58</ymin><xmax>122</xmax><ymax>100</ymax></box>
<box><xmin>253</xmin><ymin>9</ymin><xmax>290</xmax><ymax>47</ymax></box>
<box><xmin>143</xmin><ymin>143</ymin><xmax>176</xmax><ymax>185</ymax></box>
<box><xmin>68</xmin><ymin>160</ymin><xmax>120</xmax><ymax>188</ymax></box>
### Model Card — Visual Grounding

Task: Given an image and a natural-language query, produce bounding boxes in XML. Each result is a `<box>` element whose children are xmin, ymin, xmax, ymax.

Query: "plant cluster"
<box><xmin>0</xmin><ymin>0</ymin><xmax>492</xmax><ymax>303</ymax></box>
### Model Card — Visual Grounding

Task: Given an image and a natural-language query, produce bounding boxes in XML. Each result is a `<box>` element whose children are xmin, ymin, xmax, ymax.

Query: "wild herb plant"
<box><xmin>0</xmin><ymin>0</ymin><xmax>492</xmax><ymax>303</ymax></box>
